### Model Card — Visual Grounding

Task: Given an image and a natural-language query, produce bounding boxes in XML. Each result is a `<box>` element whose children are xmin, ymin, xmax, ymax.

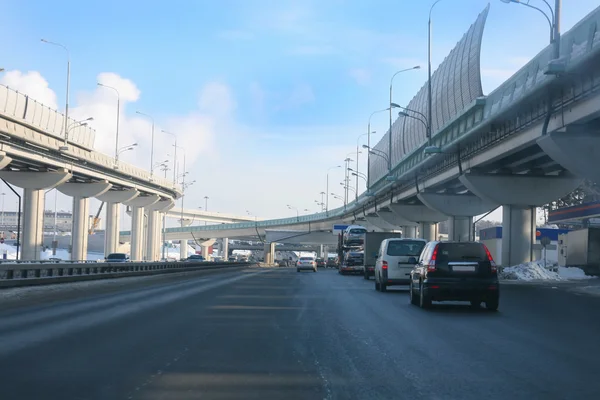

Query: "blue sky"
<box><xmin>1</xmin><ymin>0</ymin><xmax>598</xmax><ymax>223</ymax></box>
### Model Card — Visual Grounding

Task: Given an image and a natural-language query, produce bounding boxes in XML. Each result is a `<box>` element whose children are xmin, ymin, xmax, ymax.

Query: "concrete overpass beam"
<box><xmin>376</xmin><ymin>209</ymin><xmax>418</xmax><ymax>229</ymax></box>
<box><xmin>417</xmin><ymin>192</ymin><xmax>497</xmax><ymax>241</ymax></box>
<box><xmin>388</xmin><ymin>203</ymin><xmax>446</xmax><ymax>240</ymax></box>
<box><xmin>459</xmin><ymin>172</ymin><xmax>581</xmax><ymax>267</ymax></box>
<box><xmin>365</xmin><ymin>214</ymin><xmax>398</xmax><ymax>231</ymax></box>
<box><xmin>0</xmin><ymin>170</ymin><xmax>72</xmax><ymax>260</ymax></box>
<box><xmin>537</xmin><ymin>129</ymin><xmax>600</xmax><ymax>185</ymax></box>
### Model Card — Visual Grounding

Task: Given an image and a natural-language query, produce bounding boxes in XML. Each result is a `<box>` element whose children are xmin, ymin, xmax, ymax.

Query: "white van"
<box><xmin>374</xmin><ymin>238</ymin><xmax>427</xmax><ymax>292</ymax></box>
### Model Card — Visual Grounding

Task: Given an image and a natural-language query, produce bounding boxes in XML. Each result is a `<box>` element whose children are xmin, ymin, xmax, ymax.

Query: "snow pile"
<box><xmin>0</xmin><ymin>243</ymin><xmax>18</xmax><ymax>260</ymax></box>
<box><xmin>501</xmin><ymin>261</ymin><xmax>562</xmax><ymax>281</ymax></box>
<box><xmin>501</xmin><ymin>261</ymin><xmax>594</xmax><ymax>281</ymax></box>
<box><xmin>558</xmin><ymin>266</ymin><xmax>595</xmax><ymax>280</ymax></box>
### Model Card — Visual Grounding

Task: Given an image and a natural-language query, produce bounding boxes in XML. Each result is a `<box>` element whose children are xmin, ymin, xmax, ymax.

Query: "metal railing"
<box><xmin>0</xmin><ymin>260</ymin><xmax>252</xmax><ymax>288</ymax></box>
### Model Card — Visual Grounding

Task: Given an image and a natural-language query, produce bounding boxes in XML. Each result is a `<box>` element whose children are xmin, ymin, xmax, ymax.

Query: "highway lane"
<box><xmin>0</xmin><ymin>267</ymin><xmax>599</xmax><ymax>400</ymax></box>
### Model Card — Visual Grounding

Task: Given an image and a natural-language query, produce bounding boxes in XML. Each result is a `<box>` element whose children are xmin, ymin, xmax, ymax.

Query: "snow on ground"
<box><xmin>501</xmin><ymin>260</ymin><xmax>595</xmax><ymax>281</ymax></box>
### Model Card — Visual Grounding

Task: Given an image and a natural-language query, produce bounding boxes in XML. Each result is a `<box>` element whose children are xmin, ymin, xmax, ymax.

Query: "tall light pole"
<box><xmin>204</xmin><ymin>196</ymin><xmax>209</xmax><ymax>226</ymax></box>
<box><xmin>136</xmin><ymin>111</ymin><xmax>155</xmax><ymax>175</ymax></box>
<box><xmin>326</xmin><ymin>165</ymin><xmax>341</xmax><ymax>213</ymax></box>
<box><xmin>41</xmin><ymin>39</ymin><xmax>70</xmax><ymax>150</ymax></box>
<box><xmin>287</xmin><ymin>205</ymin><xmax>299</xmax><ymax>221</ymax></box>
<box><xmin>343</xmin><ymin>155</ymin><xmax>354</xmax><ymax>205</ymax></box>
<box><xmin>356</xmin><ymin>132</ymin><xmax>369</xmax><ymax>198</ymax></box>
<box><xmin>0</xmin><ymin>192</ymin><xmax>5</xmax><ymax>237</ymax></box>
<box><xmin>367</xmin><ymin>108</ymin><xmax>389</xmax><ymax>185</ymax></box>
<box><xmin>319</xmin><ymin>191</ymin><xmax>326</xmax><ymax>211</ymax></box>
<box><xmin>97</xmin><ymin>83</ymin><xmax>121</xmax><ymax>161</ymax></box>
<box><xmin>427</xmin><ymin>0</ymin><xmax>446</xmax><ymax>145</ymax></box>
<box><xmin>162</xmin><ymin>130</ymin><xmax>178</xmax><ymax>184</ymax></box>
<box><xmin>389</xmin><ymin>66</ymin><xmax>420</xmax><ymax>168</ymax></box>
<box><xmin>160</xmin><ymin>163</ymin><xmax>170</xmax><ymax>260</ymax></box>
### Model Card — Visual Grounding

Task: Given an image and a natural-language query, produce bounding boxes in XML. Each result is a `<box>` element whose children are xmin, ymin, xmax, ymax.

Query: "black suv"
<box><xmin>409</xmin><ymin>241</ymin><xmax>499</xmax><ymax>311</ymax></box>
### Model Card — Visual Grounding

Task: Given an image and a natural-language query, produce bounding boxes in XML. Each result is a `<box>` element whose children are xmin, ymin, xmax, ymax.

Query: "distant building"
<box><xmin>0</xmin><ymin>211</ymin><xmax>73</xmax><ymax>232</ymax></box>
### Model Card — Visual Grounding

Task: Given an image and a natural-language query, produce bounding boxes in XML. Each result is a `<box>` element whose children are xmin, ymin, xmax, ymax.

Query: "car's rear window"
<box><xmin>300</xmin><ymin>257</ymin><xmax>314</xmax><ymax>261</ymax></box>
<box><xmin>348</xmin><ymin>252</ymin><xmax>363</xmax><ymax>258</ymax></box>
<box><xmin>386</xmin><ymin>241</ymin><xmax>426</xmax><ymax>256</ymax></box>
<box><xmin>436</xmin><ymin>243</ymin><xmax>487</xmax><ymax>262</ymax></box>
<box><xmin>349</xmin><ymin>228</ymin><xmax>367</xmax><ymax>234</ymax></box>
<box><xmin>107</xmin><ymin>253</ymin><xmax>126</xmax><ymax>259</ymax></box>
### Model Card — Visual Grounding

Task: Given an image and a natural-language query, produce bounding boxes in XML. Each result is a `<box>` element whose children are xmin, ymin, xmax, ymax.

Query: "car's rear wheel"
<box><xmin>485</xmin><ymin>299</ymin><xmax>499</xmax><ymax>311</ymax></box>
<box><xmin>380</xmin><ymin>281</ymin><xmax>387</xmax><ymax>292</ymax></box>
<box><xmin>419</xmin><ymin>282</ymin><xmax>431</xmax><ymax>309</ymax></box>
<box><xmin>363</xmin><ymin>270</ymin><xmax>369</xmax><ymax>280</ymax></box>
<box><xmin>409</xmin><ymin>283</ymin><xmax>418</xmax><ymax>305</ymax></box>
<box><xmin>374</xmin><ymin>277</ymin><xmax>380</xmax><ymax>291</ymax></box>
<box><xmin>296</xmin><ymin>269</ymin><xmax>300</xmax><ymax>273</ymax></box>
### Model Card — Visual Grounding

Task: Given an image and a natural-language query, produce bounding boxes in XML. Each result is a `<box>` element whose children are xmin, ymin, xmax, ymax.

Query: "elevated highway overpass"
<box><xmin>122</xmin><ymin>4</ymin><xmax>600</xmax><ymax>266</ymax></box>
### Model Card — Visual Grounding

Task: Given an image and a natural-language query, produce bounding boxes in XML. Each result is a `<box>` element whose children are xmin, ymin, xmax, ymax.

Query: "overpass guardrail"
<box><xmin>0</xmin><ymin>261</ymin><xmax>253</xmax><ymax>288</ymax></box>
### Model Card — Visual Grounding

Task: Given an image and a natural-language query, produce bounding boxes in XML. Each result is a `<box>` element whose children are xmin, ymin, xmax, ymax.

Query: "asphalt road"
<box><xmin>1</xmin><ymin>267</ymin><xmax>599</xmax><ymax>400</ymax></box>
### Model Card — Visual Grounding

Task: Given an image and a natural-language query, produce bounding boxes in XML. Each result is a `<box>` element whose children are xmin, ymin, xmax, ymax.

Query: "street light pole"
<box><xmin>162</xmin><ymin>130</ymin><xmax>178</xmax><ymax>184</ymax></box>
<box><xmin>0</xmin><ymin>193</ymin><xmax>5</xmax><ymax>238</ymax></box>
<box><xmin>41</xmin><ymin>39</ymin><xmax>70</xmax><ymax>149</ymax></box>
<box><xmin>204</xmin><ymin>196</ymin><xmax>209</xmax><ymax>226</ymax></box>
<box><xmin>389</xmin><ymin>66</ymin><xmax>420</xmax><ymax>170</ymax></box>
<box><xmin>427</xmin><ymin>0</ymin><xmax>445</xmax><ymax>146</ymax></box>
<box><xmin>136</xmin><ymin>111</ymin><xmax>155</xmax><ymax>175</ymax></box>
<box><xmin>326</xmin><ymin>165</ymin><xmax>341</xmax><ymax>213</ymax></box>
<box><xmin>97</xmin><ymin>83</ymin><xmax>121</xmax><ymax>161</ymax></box>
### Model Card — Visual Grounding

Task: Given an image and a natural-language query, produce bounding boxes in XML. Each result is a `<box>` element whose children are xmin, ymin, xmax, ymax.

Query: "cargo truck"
<box><xmin>361</xmin><ymin>232</ymin><xmax>403</xmax><ymax>279</ymax></box>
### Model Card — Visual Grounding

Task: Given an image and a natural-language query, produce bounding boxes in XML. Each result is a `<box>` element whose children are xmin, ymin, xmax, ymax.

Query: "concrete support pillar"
<box><xmin>104</xmin><ymin>202</ymin><xmax>120</xmax><ymax>256</ymax></box>
<box><xmin>22</xmin><ymin>188</ymin><xmax>44</xmax><ymax>260</ymax></box>
<box><xmin>201</xmin><ymin>245</ymin><xmax>210</xmax><ymax>260</ymax></box>
<box><xmin>130</xmin><ymin>206</ymin><xmax>144</xmax><ymax>261</ymax></box>
<box><xmin>146</xmin><ymin>210</ymin><xmax>158</xmax><ymax>261</ymax></box>
<box><xmin>419</xmin><ymin>222</ymin><xmax>436</xmax><ymax>241</ymax></box>
<box><xmin>222</xmin><ymin>238</ymin><xmax>229</xmax><ymax>258</ymax></box>
<box><xmin>449</xmin><ymin>216</ymin><xmax>472</xmax><ymax>242</ymax></box>
<box><xmin>502</xmin><ymin>206</ymin><xmax>535</xmax><ymax>267</ymax></box>
<box><xmin>0</xmin><ymin>170</ymin><xmax>72</xmax><ymax>260</ymax></box>
<box><xmin>71</xmin><ymin>196</ymin><xmax>90</xmax><ymax>260</ymax></box>
<box><xmin>180</xmin><ymin>239</ymin><xmax>188</xmax><ymax>260</ymax></box>
<box><xmin>403</xmin><ymin>226</ymin><xmax>417</xmax><ymax>238</ymax></box>
<box><xmin>264</xmin><ymin>242</ymin><xmax>276</xmax><ymax>264</ymax></box>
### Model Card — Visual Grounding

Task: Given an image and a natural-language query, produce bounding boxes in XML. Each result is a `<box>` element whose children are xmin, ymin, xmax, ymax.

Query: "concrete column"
<box><xmin>419</xmin><ymin>222</ymin><xmax>436</xmax><ymax>241</ymax></box>
<box><xmin>97</xmin><ymin>189</ymin><xmax>139</xmax><ymax>256</ymax></box>
<box><xmin>130</xmin><ymin>206</ymin><xmax>144</xmax><ymax>261</ymax></box>
<box><xmin>146</xmin><ymin>210</ymin><xmax>158</xmax><ymax>261</ymax></box>
<box><xmin>22</xmin><ymin>188</ymin><xmax>44</xmax><ymax>260</ymax></box>
<box><xmin>403</xmin><ymin>226</ymin><xmax>417</xmax><ymax>238</ymax></box>
<box><xmin>71</xmin><ymin>196</ymin><xmax>90</xmax><ymax>260</ymax></box>
<box><xmin>0</xmin><ymin>170</ymin><xmax>72</xmax><ymax>260</ymax></box>
<box><xmin>222</xmin><ymin>238</ymin><xmax>229</xmax><ymax>258</ymax></box>
<box><xmin>104</xmin><ymin>202</ymin><xmax>120</xmax><ymax>256</ymax></box>
<box><xmin>502</xmin><ymin>206</ymin><xmax>535</xmax><ymax>267</ymax></box>
<box><xmin>449</xmin><ymin>216</ymin><xmax>472</xmax><ymax>242</ymax></box>
<box><xmin>201</xmin><ymin>245</ymin><xmax>210</xmax><ymax>260</ymax></box>
<box><xmin>264</xmin><ymin>242</ymin><xmax>272</xmax><ymax>264</ymax></box>
<box><xmin>179</xmin><ymin>239</ymin><xmax>188</xmax><ymax>260</ymax></box>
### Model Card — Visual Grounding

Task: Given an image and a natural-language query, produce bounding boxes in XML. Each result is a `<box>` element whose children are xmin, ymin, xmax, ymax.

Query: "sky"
<box><xmin>0</xmin><ymin>0</ymin><xmax>598</xmax><ymax>228</ymax></box>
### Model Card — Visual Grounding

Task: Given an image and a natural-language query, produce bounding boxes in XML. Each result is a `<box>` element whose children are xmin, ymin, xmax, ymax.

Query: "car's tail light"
<box><xmin>382</xmin><ymin>260</ymin><xmax>388</xmax><ymax>270</ymax></box>
<box><xmin>426</xmin><ymin>244</ymin><xmax>439</xmax><ymax>272</ymax></box>
<box><xmin>483</xmin><ymin>244</ymin><xmax>497</xmax><ymax>272</ymax></box>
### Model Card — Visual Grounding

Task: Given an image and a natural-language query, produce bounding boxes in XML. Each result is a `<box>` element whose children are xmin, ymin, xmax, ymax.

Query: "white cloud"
<box><xmin>348</xmin><ymin>68</ymin><xmax>371</xmax><ymax>86</ymax></box>
<box><xmin>1</xmin><ymin>70</ymin><xmax>58</xmax><ymax>109</ymax></box>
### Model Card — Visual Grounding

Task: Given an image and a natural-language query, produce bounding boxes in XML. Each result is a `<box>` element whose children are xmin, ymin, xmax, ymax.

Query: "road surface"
<box><xmin>0</xmin><ymin>267</ymin><xmax>598</xmax><ymax>400</ymax></box>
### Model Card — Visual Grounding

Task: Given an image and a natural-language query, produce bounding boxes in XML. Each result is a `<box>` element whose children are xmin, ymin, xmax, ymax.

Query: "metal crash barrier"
<box><xmin>0</xmin><ymin>261</ymin><xmax>253</xmax><ymax>288</ymax></box>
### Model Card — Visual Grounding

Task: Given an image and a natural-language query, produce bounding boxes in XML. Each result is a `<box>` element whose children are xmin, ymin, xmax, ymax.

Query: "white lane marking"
<box><xmin>0</xmin><ymin>270</ymin><xmax>268</xmax><ymax>356</ymax></box>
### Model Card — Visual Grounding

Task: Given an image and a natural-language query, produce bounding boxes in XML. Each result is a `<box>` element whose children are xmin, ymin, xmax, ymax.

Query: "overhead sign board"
<box><xmin>333</xmin><ymin>224</ymin><xmax>349</xmax><ymax>235</ymax></box>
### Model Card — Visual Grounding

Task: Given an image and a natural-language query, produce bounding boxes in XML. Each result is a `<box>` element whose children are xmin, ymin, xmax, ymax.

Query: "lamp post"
<box><xmin>319</xmin><ymin>191</ymin><xmax>326</xmax><ymax>211</ymax></box>
<box><xmin>117</xmin><ymin>142</ymin><xmax>137</xmax><ymax>157</ymax></box>
<box><xmin>356</xmin><ymin>132</ymin><xmax>369</xmax><ymax>198</ymax></box>
<box><xmin>203</xmin><ymin>196</ymin><xmax>209</xmax><ymax>226</ymax></box>
<box><xmin>136</xmin><ymin>111</ymin><xmax>155</xmax><ymax>175</ymax></box>
<box><xmin>367</xmin><ymin>108</ymin><xmax>389</xmax><ymax>185</ymax></box>
<box><xmin>427</xmin><ymin>0</ymin><xmax>448</xmax><ymax>145</ymax></box>
<box><xmin>0</xmin><ymin>192</ymin><xmax>5</xmax><ymax>238</ymax></box>
<box><xmin>389</xmin><ymin>66</ymin><xmax>420</xmax><ymax>168</ymax></box>
<box><xmin>326</xmin><ymin>165</ymin><xmax>341</xmax><ymax>213</ymax></box>
<box><xmin>343</xmin><ymin>157</ymin><xmax>354</xmax><ymax>206</ymax></box>
<box><xmin>160</xmin><ymin>163</ymin><xmax>170</xmax><ymax>260</ymax></box>
<box><xmin>41</xmin><ymin>39</ymin><xmax>70</xmax><ymax>150</ymax></box>
<box><xmin>162</xmin><ymin>130</ymin><xmax>178</xmax><ymax>184</ymax></box>
<box><xmin>97</xmin><ymin>83</ymin><xmax>121</xmax><ymax>161</ymax></box>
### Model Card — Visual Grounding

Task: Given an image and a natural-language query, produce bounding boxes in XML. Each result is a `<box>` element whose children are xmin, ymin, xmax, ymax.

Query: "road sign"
<box><xmin>540</xmin><ymin>236</ymin><xmax>551</xmax><ymax>247</ymax></box>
